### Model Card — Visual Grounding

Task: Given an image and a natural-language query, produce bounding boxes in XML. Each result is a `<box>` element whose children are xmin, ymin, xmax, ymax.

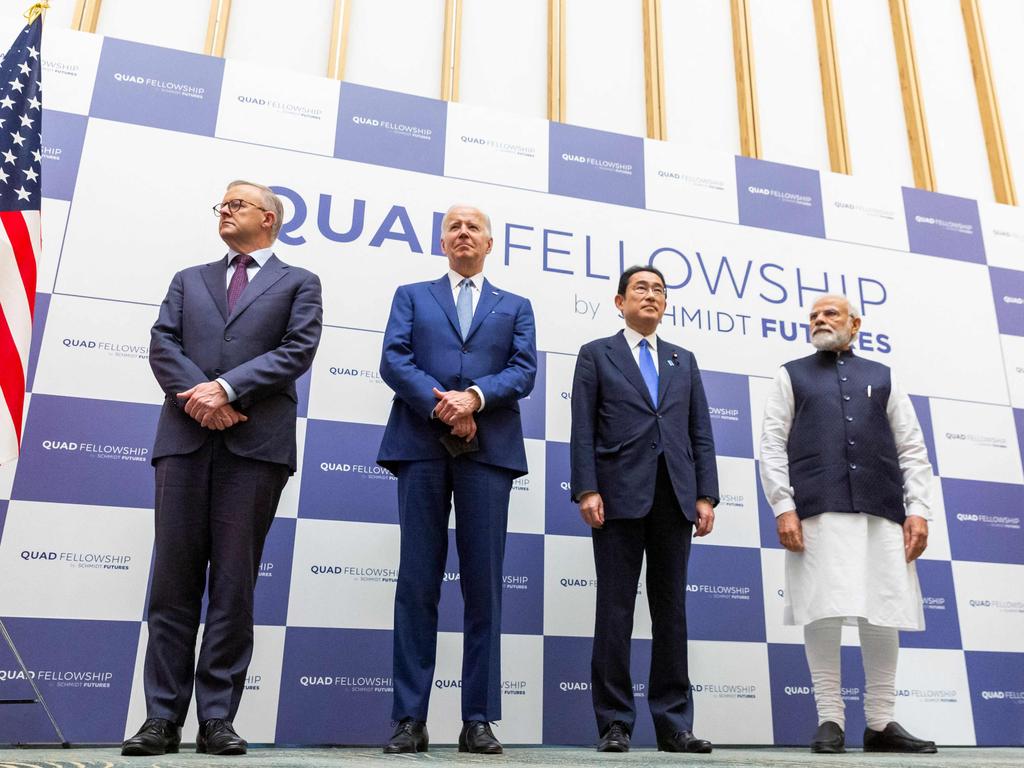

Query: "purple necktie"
<box><xmin>227</xmin><ymin>253</ymin><xmax>253</xmax><ymax>314</ymax></box>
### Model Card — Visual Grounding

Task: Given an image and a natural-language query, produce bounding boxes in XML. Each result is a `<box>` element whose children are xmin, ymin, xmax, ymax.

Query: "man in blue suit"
<box><xmin>377</xmin><ymin>204</ymin><xmax>536</xmax><ymax>754</ymax></box>
<box><xmin>570</xmin><ymin>265</ymin><xmax>718</xmax><ymax>754</ymax></box>
<box><xmin>122</xmin><ymin>181</ymin><xmax>322</xmax><ymax>757</ymax></box>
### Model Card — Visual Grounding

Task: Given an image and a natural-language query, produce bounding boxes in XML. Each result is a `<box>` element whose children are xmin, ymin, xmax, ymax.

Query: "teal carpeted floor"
<box><xmin>1</xmin><ymin>746</ymin><xmax>1023</xmax><ymax>768</ymax></box>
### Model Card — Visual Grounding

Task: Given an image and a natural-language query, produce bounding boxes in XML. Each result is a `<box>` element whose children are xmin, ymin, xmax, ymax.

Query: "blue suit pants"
<box><xmin>391</xmin><ymin>456</ymin><xmax>513</xmax><ymax>722</ymax></box>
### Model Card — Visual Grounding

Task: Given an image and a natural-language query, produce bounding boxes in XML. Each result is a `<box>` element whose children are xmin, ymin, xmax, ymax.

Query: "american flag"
<box><xmin>0</xmin><ymin>13</ymin><xmax>42</xmax><ymax>464</ymax></box>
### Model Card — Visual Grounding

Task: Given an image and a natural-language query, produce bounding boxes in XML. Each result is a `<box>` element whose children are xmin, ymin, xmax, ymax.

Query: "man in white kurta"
<box><xmin>759</xmin><ymin>295</ymin><xmax>937</xmax><ymax>754</ymax></box>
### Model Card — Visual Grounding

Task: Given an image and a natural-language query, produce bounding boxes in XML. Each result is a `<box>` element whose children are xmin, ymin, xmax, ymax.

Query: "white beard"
<box><xmin>811</xmin><ymin>327</ymin><xmax>852</xmax><ymax>351</ymax></box>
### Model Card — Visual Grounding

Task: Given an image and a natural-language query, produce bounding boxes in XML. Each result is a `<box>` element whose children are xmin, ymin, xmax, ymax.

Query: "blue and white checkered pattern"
<box><xmin>0</xmin><ymin>26</ymin><xmax>1022</xmax><ymax>747</ymax></box>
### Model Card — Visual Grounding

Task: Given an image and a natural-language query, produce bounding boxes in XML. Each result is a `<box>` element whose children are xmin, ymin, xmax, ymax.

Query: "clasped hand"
<box><xmin>177</xmin><ymin>381</ymin><xmax>248</xmax><ymax>431</ymax></box>
<box><xmin>433</xmin><ymin>387</ymin><xmax>479</xmax><ymax>443</ymax></box>
<box><xmin>432</xmin><ymin>387</ymin><xmax>480</xmax><ymax>424</ymax></box>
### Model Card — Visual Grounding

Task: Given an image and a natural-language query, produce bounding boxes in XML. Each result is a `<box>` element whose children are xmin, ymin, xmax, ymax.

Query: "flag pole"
<box><xmin>0</xmin><ymin>3</ymin><xmax>67</xmax><ymax>747</ymax></box>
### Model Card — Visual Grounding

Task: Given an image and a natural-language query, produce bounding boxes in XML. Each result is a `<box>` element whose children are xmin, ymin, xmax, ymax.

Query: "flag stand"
<box><xmin>0</xmin><ymin>618</ymin><xmax>68</xmax><ymax>747</ymax></box>
<box><xmin>0</xmin><ymin>0</ymin><xmax>66</xmax><ymax>746</ymax></box>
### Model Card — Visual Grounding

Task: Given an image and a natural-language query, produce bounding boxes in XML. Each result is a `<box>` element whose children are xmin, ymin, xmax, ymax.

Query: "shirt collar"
<box><xmin>815</xmin><ymin>346</ymin><xmax>856</xmax><ymax>359</ymax></box>
<box><xmin>623</xmin><ymin>325</ymin><xmax>657</xmax><ymax>352</ymax></box>
<box><xmin>227</xmin><ymin>246</ymin><xmax>273</xmax><ymax>268</ymax></box>
<box><xmin>448</xmin><ymin>269</ymin><xmax>484</xmax><ymax>291</ymax></box>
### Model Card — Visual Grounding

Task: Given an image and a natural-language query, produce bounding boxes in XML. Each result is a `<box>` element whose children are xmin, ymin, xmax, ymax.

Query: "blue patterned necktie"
<box><xmin>639</xmin><ymin>338</ymin><xmax>659</xmax><ymax>407</ymax></box>
<box><xmin>457</xmin><ymin>278</ymin><xmax>474</xmax><ymax>339</ymax></box>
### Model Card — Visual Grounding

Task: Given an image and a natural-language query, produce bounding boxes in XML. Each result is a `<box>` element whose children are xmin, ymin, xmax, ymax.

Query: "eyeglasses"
<box><xmin>630</xmin><ymin>283</ymin><xmax>666</xmax><ymax>297</ymax></box>
<box><xmin>212</xmin><ymin>199</ymin><xmax>268</xmax><ymax>216</ymax></box>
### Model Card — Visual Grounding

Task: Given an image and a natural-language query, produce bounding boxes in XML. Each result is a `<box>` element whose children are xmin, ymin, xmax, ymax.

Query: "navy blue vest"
<box><xmin>784</xmin><ymin>350</ymin><xmax>905</xmax><ymax>524</ymax></box>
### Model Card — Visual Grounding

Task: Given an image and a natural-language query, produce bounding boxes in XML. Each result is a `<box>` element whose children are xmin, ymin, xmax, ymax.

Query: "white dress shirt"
<box><xmin>216</xmin><ymin>247</ymin><xmax>273</xmax><ymax>403</ymax></box>
<box><xmin>622</xmin><ymin>326</ymin><xmax>659</xmax><ymax>374</ymax></box>
<box><xmin>447</xmin><ymin>269</ymin><xmax>486</xmax><ymax>411</ymax></box>
<box><xmin>224</xmin><ymin>246</ymin><xmax>272</xmax><ymax>287</ymax></box>
<box><xmin>758</xmin><ymin>362</ymin><xmax>932</xmax><ymax>630</ymax></box>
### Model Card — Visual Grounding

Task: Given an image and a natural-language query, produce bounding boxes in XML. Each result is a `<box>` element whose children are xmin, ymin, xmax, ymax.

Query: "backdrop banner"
<box><xmin>1</xmin><ymin>24</ymin><xmax>1022</xmax><ymax>747</ymax></box>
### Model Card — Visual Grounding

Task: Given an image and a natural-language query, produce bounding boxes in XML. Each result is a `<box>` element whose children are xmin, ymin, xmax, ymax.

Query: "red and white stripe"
<box><xmin>0</xmin><ymin>209</ymin><xmax>40</xmax><ymax>464</ymax></box>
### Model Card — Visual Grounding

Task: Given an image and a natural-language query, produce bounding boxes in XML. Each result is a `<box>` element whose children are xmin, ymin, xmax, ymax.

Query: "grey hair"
<box><xmin>815</xmin><ymin>293</ymin><xmax>860</xmax><ymax>319</ymax></box>
<box><xmin>442</xmin><ymin>204</ymin><xmax>492</xmax><ymax>236</ymax></box>
<box><xmin>227</xmin><ymin>179</ymin><xmax>284</xmax><ymax>239</ymax></box>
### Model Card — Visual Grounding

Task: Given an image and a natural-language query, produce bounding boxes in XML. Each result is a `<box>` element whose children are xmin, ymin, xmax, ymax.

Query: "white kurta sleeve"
<box><xmin>759</xmin><ymin>367</ymin><xmax>797</xmax><ymax>517</ymax></box>
<box><xmin>886</xmin><ymin>377</ymin><xmax>934</xmax><ymax>520</ymax></box>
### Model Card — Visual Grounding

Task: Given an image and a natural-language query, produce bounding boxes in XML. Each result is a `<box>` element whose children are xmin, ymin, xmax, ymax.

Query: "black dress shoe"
<box><xmin>121</xmin><ymin>717</ymin><xmax>181</xmax><ymax>756</ymax></box>
<box><xmin>196</xmin><ymin>719</ymin><xmax>248</xmax><ymax>755</ymax></box>
<box><xmin>811</xmin><ymin>721</ymin><xmax>846</xmax><ymax>753</ymax></box>
<box><xmin>864</xmin><ymin>721</ymin><xmax>937</xmax><ymax>753</ymax></box>
<box><xmin>459</xmin><ymin>721</ymin><xmax>503</xmax><ymax>754</ymax></box>
<box><xmin>597</xmin><ymin>721</ymin><xmax>630</xmax><ymax>752</ymax></box>
<box><xmin>383</xmin><ymin>719</ymin><xmax>428</xmax><ymax>754</ymax></box>
<box><xmin>657</xmin><ymin>730</ymin><xmax>713</xmax><ymax>753</ymax></box>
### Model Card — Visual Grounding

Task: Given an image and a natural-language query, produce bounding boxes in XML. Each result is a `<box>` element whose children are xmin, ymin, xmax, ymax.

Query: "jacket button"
<box><xmin>224</xmin><ymin>335</ymin><xmax>232</xmax><ymax>341</ymax></box>
<box><xmin>848</xmin><ymin>439</ymin><xmax>855</xmax><ymax>445</ymax></box>
<box><xmin>462</xmin><ymin>348</ymin><xmax>468</xmax><ymax>354</ymax></box>
<box><xmin>840</xmin><ymin>376</ymin><xmax>848</xmax><ymax>382</ymax></box>
<box><xmin>849</xmin><ymin>463</ymin><xmax>857</xmax><ymax>470</ymax></box>
<box><xmin>843</xmin><ymin>395</ymin><xmax>851</xmax><ymax>401</ymax></box>
<box><xmin>214</xmin><ymin>369</ymin><xmax>222</xmax><ymax>375</ymax></box>
<box><xmin>838</xmin><ymin>360</ymin><xmax>845</xmax><ymax>365</ymax></box>
<box><xmin>651</xmin><ymin>442</ymin><xmax>657</xmax><ymax>449</ymax></box>
<box><xmin>846</xmin><ymin>416</ymin><xmax>854</xmax><ymax>422</ymax></box>
<box><xmin>657</xmin><ymin>414</ymin><xmax>662</xmax><ymax>419</ymax></box>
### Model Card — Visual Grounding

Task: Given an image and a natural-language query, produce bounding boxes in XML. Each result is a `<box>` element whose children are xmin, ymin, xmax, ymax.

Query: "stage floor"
<box><xmin>1</xmin><ymin>746</ymin><xmax>1023</xmax><ymax>768</ymax></box>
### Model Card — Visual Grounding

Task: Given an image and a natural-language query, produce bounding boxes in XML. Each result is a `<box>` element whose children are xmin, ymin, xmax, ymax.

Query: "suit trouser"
<box><xmin>391</xmin><ymin>456</ymin><xmax>513</xmax><ymax>722</ymax></box>
<box><xmin>591</xmin><ymin>456</ymin><xmax>695</xmax><ymax>737</ymax></box>
<box><xmin>144</xmin><ymin>434</ymin><xmax>289</xmax><ymax>725</ymax></box>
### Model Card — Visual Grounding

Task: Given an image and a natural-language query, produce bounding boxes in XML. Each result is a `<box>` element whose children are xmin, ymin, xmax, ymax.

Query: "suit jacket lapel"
<box><xmin>201</xmin><ymin>259</ymin><xmax>229</xmax><ymax>322</ymax></box>
<box><xmin>605</xmin><ymin>331</ymin><xmax>655</xmax><ymax>409</ymax></box>
<box><xmin>655</xmin><ymin>338</ymin><xmax>675</xmax><ymax>407</ymax></box>
<box><xmin>227</xmin><ymin>254</ymin><xmax>287</xmax><ymax>325</ymax></box>
<box><xmin>429</xmin><ymin>276</ymin><xmax>462</xmax><ymax>338</ymax></box>
<box><xmin>465</xmin><ymin>278</ymin><xmax>502</xmax><ymax>342</ymax></box>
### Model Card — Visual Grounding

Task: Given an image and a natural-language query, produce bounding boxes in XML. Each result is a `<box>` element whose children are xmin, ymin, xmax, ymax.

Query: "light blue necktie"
<box><xmin>639</xmin><ymin>338</ymin><xmax>659</xmax><ymax>407</ymax></box>
<box><xmin>457</xmin><ymin>278</ymin><xmax>474</xmax><ymax>339</ymax></box>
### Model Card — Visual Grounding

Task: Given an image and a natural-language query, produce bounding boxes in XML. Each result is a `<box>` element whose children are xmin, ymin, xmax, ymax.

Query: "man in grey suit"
<box><xmin>122</xmin><ymin>181</ymin><xmax>322</xmax><ymax>757</ymax></box>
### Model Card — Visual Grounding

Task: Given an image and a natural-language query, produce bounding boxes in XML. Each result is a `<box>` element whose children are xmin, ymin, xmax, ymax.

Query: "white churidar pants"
<box><xmin>804</xmin><ymin>617</ymin><xmax>899</xmax><ymax>731</ymax></box>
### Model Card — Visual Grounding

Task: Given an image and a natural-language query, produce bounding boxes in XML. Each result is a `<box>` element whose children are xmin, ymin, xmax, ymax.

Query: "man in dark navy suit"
<box><xmin>122</xmin><ymin>181</ymin><xmax>322</xmax><ymax>757</ymax></box>
<box><xmin>570</xmin><ymin>265</ymin><xmax>718</xmax><ymax>753</ymax></box>
<box><xmin>377</xmin><ymin>204</ymin><xmax>536</xmax><ymax>754</ymax></box>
